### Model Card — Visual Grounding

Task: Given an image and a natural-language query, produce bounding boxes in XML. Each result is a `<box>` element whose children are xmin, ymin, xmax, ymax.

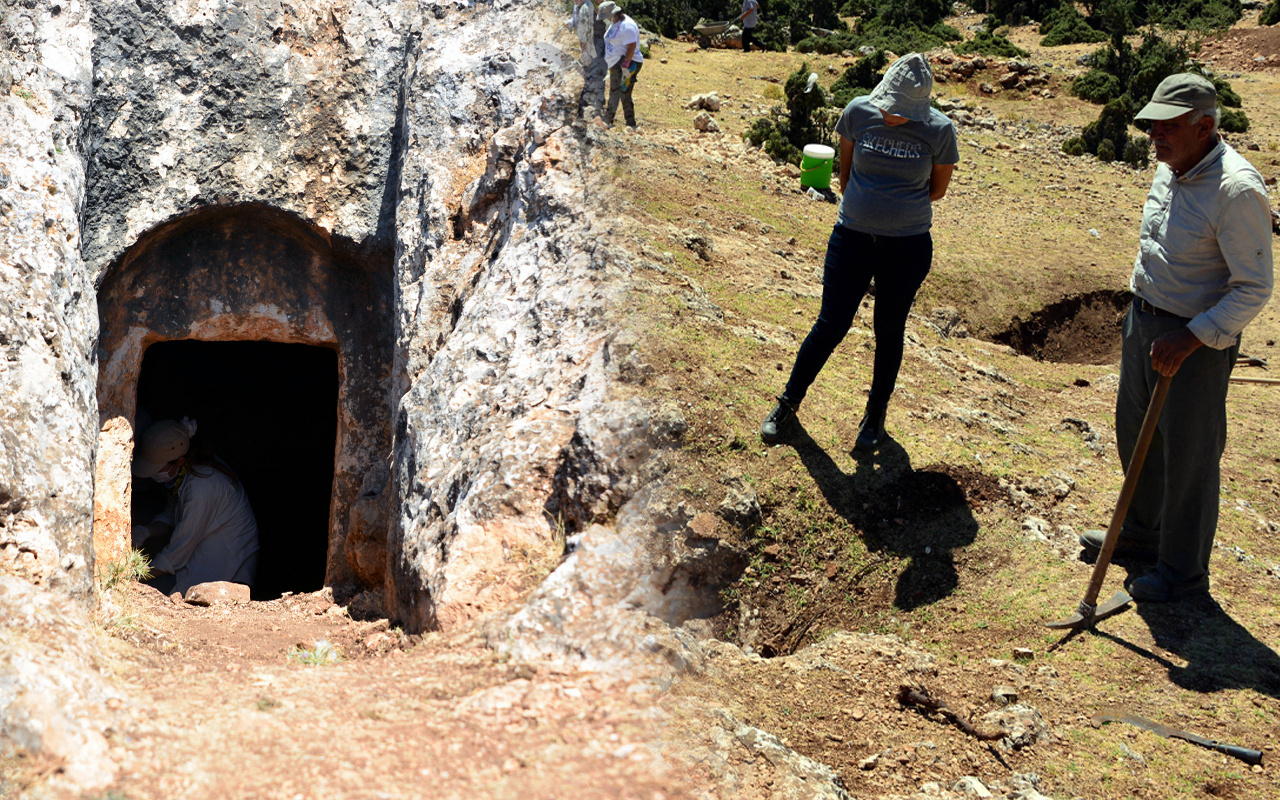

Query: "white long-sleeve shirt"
<box><xmin>1131</xmin><ymin>139</ymin><xmax>1274</xmax><ymax>349</ymax></box>
<box><xmin>152</xmin><ymin>466</ymin><xmax>259</xmax><ymax>595</ymax></box>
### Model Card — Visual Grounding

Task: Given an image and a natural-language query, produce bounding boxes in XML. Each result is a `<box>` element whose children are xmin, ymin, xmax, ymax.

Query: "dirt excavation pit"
<box><xmin>990</xmin><ymin>289</ymin><xmax>1131</xmax><ymax>364</ymax></box>
<box><xmin>93</xmin><ymin>204</ymin><xmax>395</xmax><ymax>600</ymax></box>
<box><xmin>134</xmin><ymin>340</ymin><xmax>339</xmax><ymax>599</ymax></box>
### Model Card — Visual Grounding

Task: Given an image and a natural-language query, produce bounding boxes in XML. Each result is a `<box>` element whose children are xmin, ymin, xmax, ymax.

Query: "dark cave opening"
<box><xmin>134</xmin><ymin>340</ymin><xmax>338</xmax><ymax>600</ymax></box>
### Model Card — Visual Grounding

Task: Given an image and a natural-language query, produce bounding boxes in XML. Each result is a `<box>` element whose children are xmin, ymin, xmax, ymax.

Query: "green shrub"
<box><xmin>1072</xmin><ymin>69</ymin><xmax>1122</xmax><ymax>103</ymax></box>
<box><xmin>1067</xmin><ymin>31</ymin><xmax>1248</xmax><ymax>166</ymax></box>
<box><xmin>956</xmin><ymin>16</ymin><xmax>1031</xmax><ymax>58</ymax></box>
<box><xmin>1122</xmin><ymin>135</ymin><xmax>1150</xmax><ymax>167</ymax></box>
<box><xmin>1062</xmin><ymin>136</ymin><xmax>1087</xmax><ymax>156</ymax></box>
<box><xmin>976</xmin><ymin>0</ymin><xmax>1063</xmax><ymax>25</ymax></box>
<box><xmin>1040</xmin><ymin>3</ymin><xmax>1107</xmax><ymax>46</ymax></box>
<box><xmin>974</xmin><ymin>0</ymin><xmax>1240</xmax><ymax>33</ymax></box>
<box><xmin>839</xmin><ymin>0</ymin><xmax>872</xmax><ymax>14</ymax></box>
<box><xmin>744</xmin><ymin>63</ymin><xmax>838</xmax><ymax>165</ymax></box>
<box><xmin>1263</xmin><ymin>0</ymin><xmax>1280</xmax><ymax>25</ymax></box>
<box><xmin>1089</xmin><ymin>0</ymin><xmax>1138</xmax><ymax>35</ymax></box>
<box><xmin>1220</xmin><ymin>107</ymin><xmax>1249</xmax><ymax>132</ymax></box>
<box><xmin>633</xmin><ymin>15</ymin><xmax>660</xmax><ymax>35</ymax></box>
<box><xmin>829</xmin><ymin>49</ymin><xmax>887</xmax><ymax>108</ymax></box>
<box><xmin>797</xmin><ymin>0</ymin><xmax>958</xmax><ymax>54</ymax></box>
<box><xmin>1146</xmin><ymin>0</ymin><xmax>1242</xmax><ymax>32</ymax></box>
<box><xmin>1081</xmin><ymin>98</ymin><xmax>1134</xmax><ymax>161</ymax></box>
<box><xmin>813</xmin><ymin>0</ymin><xmax>848</xmax><ymax>29</ymax></box>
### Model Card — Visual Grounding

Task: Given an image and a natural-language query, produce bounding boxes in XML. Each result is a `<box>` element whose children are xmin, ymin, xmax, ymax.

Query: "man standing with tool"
<box><xmin>1079</xmin><ymin>74</ymin><xmax>1273</xmax><ymax>602</ymax></box>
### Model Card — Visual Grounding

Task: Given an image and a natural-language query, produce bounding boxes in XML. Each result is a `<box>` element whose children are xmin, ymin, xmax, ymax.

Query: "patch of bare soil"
<box><xmin>96</xmin><ymin>584</ymin><xmax>702</xmax><ymax>800</ymax></box>
<box><xmin>1200</xmin><ymin>24</ymin><xmax>1280</xmax><ymax>72</ymax></box>
<box><xmin>992</xmin><ymin>290</ymin><xmax>1130</xmax><ymax>364</ymax></box>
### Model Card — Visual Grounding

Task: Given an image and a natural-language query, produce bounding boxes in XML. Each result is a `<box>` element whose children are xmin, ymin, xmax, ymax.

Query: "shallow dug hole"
<box><xmin>726</xmin><ymin>460</ymin><xmax>1013</xmax><ymax>659</ymax></box>
<box><xmin>991</xmin><ymin>290</ymin><xmax>1130</xmax><ymax>364</ymax></box>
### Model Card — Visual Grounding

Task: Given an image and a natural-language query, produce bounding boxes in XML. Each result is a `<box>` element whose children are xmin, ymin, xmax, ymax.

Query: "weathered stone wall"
<box><xmin>83</xmin><ymin>0</ymin><xmax>407</xmax><ymax>275</ymax></box>
<box><xmin>0</xmin><ymin>0</ymin><xmax>98</xmax><ymax>600</ymax></box>
<box><xmin>386</xmin><ymin>2</ymin><xmax>616</xmax><ymax>631</ymax></box>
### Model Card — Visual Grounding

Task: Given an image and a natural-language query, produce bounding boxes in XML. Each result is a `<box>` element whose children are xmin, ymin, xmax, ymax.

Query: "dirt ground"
<box><xmin>78</xmin><ymin>583</ymin><xmax>701</xmax><ymax>800</ymax></box>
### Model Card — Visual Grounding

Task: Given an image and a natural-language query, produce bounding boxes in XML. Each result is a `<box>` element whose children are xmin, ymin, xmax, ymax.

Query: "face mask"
<box><xmin>152</xmin><ymin>464</ymin><xmax>180</xmax><ymax>484</ymax></box>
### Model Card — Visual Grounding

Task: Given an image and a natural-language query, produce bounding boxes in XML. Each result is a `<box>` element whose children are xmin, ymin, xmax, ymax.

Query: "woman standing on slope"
<box><xmin>760</xmin><ymin>53</ymin><xmax>958</xmax><ymax>450</ymax></box>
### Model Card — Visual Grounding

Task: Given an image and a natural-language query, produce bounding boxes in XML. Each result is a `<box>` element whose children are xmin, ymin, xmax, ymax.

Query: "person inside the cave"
<box><xmin>131</xmin><ymin>417</ymin><xmax>260</xmax><ymax>596</ymax></box>
<box><xmin>759</xmin><ymin>53</ymin><xmax>958</xmax><ymax>451</ymax></box>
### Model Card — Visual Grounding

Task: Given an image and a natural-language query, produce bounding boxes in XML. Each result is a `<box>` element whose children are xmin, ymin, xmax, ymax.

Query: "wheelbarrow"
<box><xmin>692</xmin><ymin>20</ymin><xmax>734</xmax><ymax>49</ymax></box>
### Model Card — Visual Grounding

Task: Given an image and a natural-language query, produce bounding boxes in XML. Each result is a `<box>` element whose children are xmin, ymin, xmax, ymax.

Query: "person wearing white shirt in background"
<box><xmin>598</xmin><ymin>1</ymin><xmax>644</xmax><ymax>129</ymax></box>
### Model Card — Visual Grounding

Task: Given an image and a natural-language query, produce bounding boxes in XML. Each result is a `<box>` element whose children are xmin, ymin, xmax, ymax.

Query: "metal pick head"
<box><xmin>1094</xmin><ymin>588</ymin><xmax>1133</xmax><ymax>619</ymax></box>
<box><xmin>1045</xmin><ymin>590</ymin><xmax>1132</xmax><ymax>630</ymax></box>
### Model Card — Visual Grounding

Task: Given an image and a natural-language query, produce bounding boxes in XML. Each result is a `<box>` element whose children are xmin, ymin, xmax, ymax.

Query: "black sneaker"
<box><xmin>853</xmin><ymin>402</ymin><xmax>887</xmax><ymax>451</ymax></box>
<box><xmin>1125</xmin><ymin>569</ymin><xmax>1209</xmax><ymax>603</ymax></box>
<box><xmin>760</xmin><ymin>398</ymin><xmax>798</xmax><ymax>444</ymax></box>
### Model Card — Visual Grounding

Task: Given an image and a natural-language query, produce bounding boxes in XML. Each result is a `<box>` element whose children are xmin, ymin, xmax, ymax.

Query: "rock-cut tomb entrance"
<box><xmin>93</xmin><ymin>204</ymin><xmax>394</xmax><ymax>600</ymax></box>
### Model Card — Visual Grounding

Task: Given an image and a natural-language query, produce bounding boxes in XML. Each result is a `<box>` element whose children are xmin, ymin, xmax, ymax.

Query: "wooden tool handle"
<box><xmin>1082</xmin><ymin>373</ymin><xmax>1172</xmax><ymax>607</ymax></box>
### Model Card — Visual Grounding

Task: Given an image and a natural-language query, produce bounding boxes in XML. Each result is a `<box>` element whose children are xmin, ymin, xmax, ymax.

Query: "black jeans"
<box><xmin>783</xmin><ymin>225</ymin><xmax>933</xmax><ymax>409</ymax></box>
<box><xmin>742</xmin><ymin>26</ymin><xmax>756</xmax><ymax>52</ymax></box>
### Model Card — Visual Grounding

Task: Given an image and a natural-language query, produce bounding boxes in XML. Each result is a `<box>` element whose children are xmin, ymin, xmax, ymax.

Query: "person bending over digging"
<box><xmin>1078</xmin><ymin>74</ymin><xmax>1273</xmax><ymax>603</ymax></box>
<box><xmin>760</xmin><ymin>53</ymin><xmax>958</xmax><ymax>450</ymax></box>
<box><xmin>131</xmin><ymin>418</ymin><xmax>260</xmax><ymax>596</ymax></box>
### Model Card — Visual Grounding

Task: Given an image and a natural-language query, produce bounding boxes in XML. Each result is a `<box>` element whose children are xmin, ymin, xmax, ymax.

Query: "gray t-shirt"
<box><xmin>741</xmin><ymin>0</ymin><xmax>759</xmax><ymax>28</ymax></box>
<box><xmin>834</xmin><ymin>96</ymin><xmax>959</xmax><ymax>237</ymax></box>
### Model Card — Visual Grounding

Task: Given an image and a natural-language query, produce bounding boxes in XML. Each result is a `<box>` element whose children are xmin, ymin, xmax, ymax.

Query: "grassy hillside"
<box><xmin>591</xmin><ymin>11</ymin><xmax>1280</xmax><ymax>799</ymax></box>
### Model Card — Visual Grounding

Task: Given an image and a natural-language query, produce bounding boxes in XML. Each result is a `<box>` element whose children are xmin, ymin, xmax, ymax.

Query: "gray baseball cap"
<box><xmin>867</xmin><ymin>53</ymin><xmax>933</xmax><ymax>122</ymax></box>
<box><xmin>596</xmin><ymin>1</ymin><xmax>619</xmax><ymax>21</ymax></box>
<box><xmin>1135</xmin><ymin>73</ymin><xmax>1217</xmax><ymax>122</ymax></box>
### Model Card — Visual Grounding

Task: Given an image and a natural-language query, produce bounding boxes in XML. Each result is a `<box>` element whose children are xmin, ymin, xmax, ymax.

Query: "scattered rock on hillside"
<box><xmin>686</xmin><ymin>92</ymin><xmax>721</xmax><ymax>112</ymax></box>
<box><xmin>710</xmin><ymin>710</ymin><xmax>853</xmax><ymax>799</ymax></box>
<box><xmin>980</xmin><ymin>704</ymin><xmax>1051</xmax><ymax>750</ymax></box>
<box><xmin>683</xmin><ymin>230</ymin><xmax>715</xmax><ymax>260</ymax></box>
<box><xmin>0</xmin><ymin>576</ymin><xmax>124</xmax><ymax>794</ymax></box>
<box><xmin>694</xmin><ymin>112</ymin><xmax>720</xmax><ymax>133</ymax></box>
<box><xmin>718</xmin><ymin>471</ymin><xmax>762</xmax><ymax>529</ymax></box>
<box><xmin>185</xmin><ymin>581</ymin><xmax>251</xmax><ymax>606</ymax></box>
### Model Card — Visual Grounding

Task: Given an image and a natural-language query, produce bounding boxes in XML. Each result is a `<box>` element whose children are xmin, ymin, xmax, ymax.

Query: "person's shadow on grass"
<box><xmin>1095</xmin><ymin>563</ymin><xmax>1280</xmax><ymax>699</ymax></box>
<box><xmin>786</xmin><ymin>420</ymin><xmax>979</xmax><ymax>610</ymax></box>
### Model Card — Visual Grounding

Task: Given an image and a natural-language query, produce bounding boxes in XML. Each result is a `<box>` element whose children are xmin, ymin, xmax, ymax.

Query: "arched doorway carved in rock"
<box><xmin>93</xmin><ymin>204</ymin><xmax>393</xmax><ymax>599</ymax></box>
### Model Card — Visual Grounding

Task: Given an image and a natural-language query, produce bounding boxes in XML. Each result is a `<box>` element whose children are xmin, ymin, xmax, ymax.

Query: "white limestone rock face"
<box><xmin>387</xmin><ymin>2</ymin><xmax>614</xmax><ymax>631</ymax></box>
<box><xmin>83</xmin><ymin>0</ymin><xmax>410</xmax><ymax>274</ymax></box>
<box><xmin>0</xmin><ymin>0</ymin><xmax>98</xmax><ymax>600</ymax></box>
